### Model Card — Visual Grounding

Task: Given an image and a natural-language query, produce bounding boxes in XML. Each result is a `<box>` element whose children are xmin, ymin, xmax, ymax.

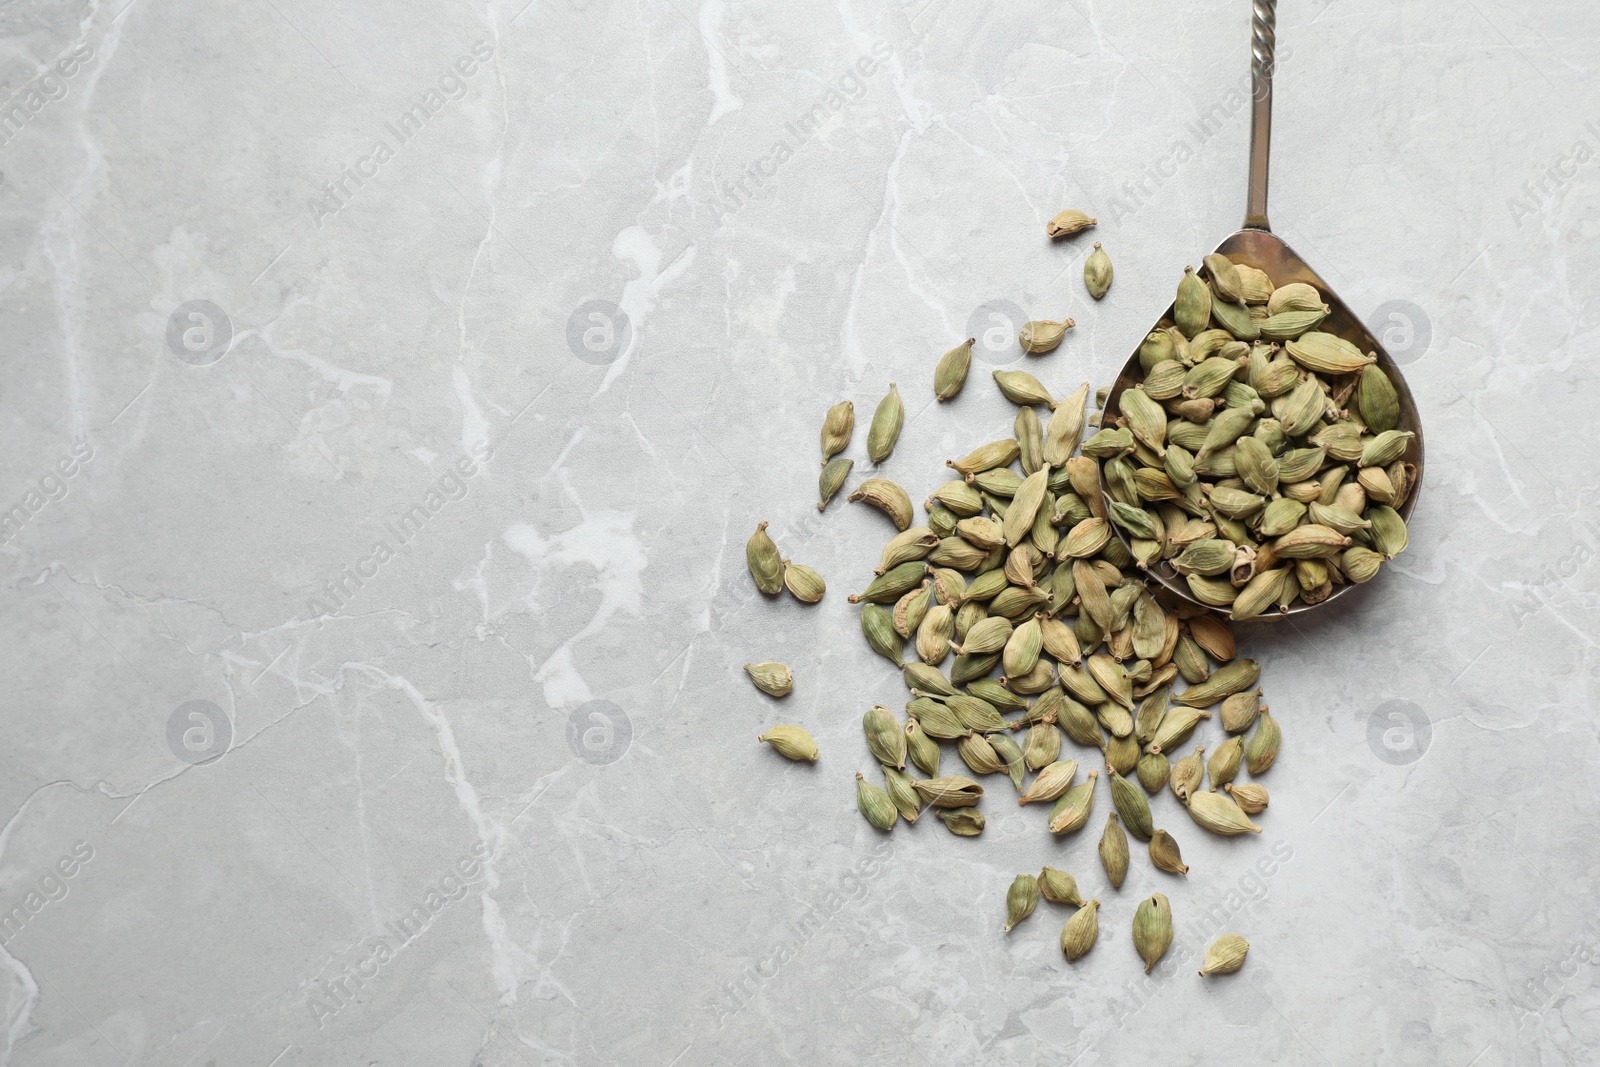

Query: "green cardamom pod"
<box><xmin>1047</xmin><ymin>209</ymin><xmax>1097</xmax><ymax>238</ymax></box>
<box><xmin>1023</xmin><ymin>718</ymin><xmax>1064</xmax><ymax>772</ymax></box>
<box><xmin>1245</xmin><ymin>708</ymin><xmax>1281</xmax><ymax>774</ymax></box>
<box><xmin>860</xmin><ymin>604</ymin><xmax>904</xmax><ymax>667</ymax></box>
<box><xmin>746</xmin><ymin>521</ymin><xmax>783</xmax><ymax>595</ymax></box>
<box><xmin>993</xmin><ymin>369</ymin><xmax>1055</xmax><ymax>407</ymax></box>
<box><xmin>783</xmin><ymin>561</ymin><xmax>826</xmax><ymax>604</ymax></box>
<box><xmin>1206</xmin><ymin>736</ymin><xmax>1244</xmax><ymax>789</ymax></box>
<box><xmin>1098</xmin><ymin>812</ymin><xmax>1130</xmax><ymax>889</ymax></box>
<box><xmin>867</xmin><ymin>383</ymin><xmax>903</xmax><ymax>463</ymax></box>
<box><xmin>882</xmin><ymin>765</ymin><xmax>922</xmax><ymax>823</ymax></box>
<box><xmin>1367</xmin><ymin>504</ymin><xmax>1409</xmax><ymax>559</ymax></box>
<box><xmin>1200</xmin><ymin>934</ymin><xmax>1250</xmax><ymax>976</ymax></box>
<box><xmin>856</xmin><ymin>772</ymin><xmax>897</xmax><ymax>831</ymax></box>
<box><xmin>1285</xmin><ymin>331</ymin><xmax>1375</xmax><ymax>375</ymax></box>
<box><xmin>934</xmin><ymin>338</ymin><xmax>974</xmax><ymax>402</ymax></box>
<box><xmin>989</xmin><ymin>731</ymin><xmax>1027</xmax><ymax>790</ymax></box>
<box><xmin>1186</xmin><ymin>789</ymin><xmax>1261</xmax><ymax>835</ymax></box>
<box><xmin>1224</xmin><ymin>782</ymin><xmax>1268</xmax><ymax>814</ymax></box>
<box><xmin>1020</xmin><ymin>317</ymin><xmax>1074</xmax><ymax>353</ymax></box>
<box><xmin>1084</xmin><ymin>242</ymin><xmax>1113</xmax><ymax>299</ymax></box>
<box><xmin>1203</xmin><ymin>253</ymin><xmax>1242</xmax><ymax>303</ymax></box>
<box><xmin>1004</xmin><ymin>873</ymin><xmax>1040</xmax><ymax>932</ymax></box>
<box><xmin>849</xmin><ymin>560</ymin><xmax>927</xmax><ymax>606</ymax></box>
<box><xmin>864</xmin><ymin>704</ymin><xmax>906</xmax><ymax>769</ymax></box>
<box><xmin>1175</xmin><ymin>266</ymin><xmax>1213</xmax><ymax>338</ymax></box>
<box><xmin>1108</xmin><ymin>768</ymin><xmax>1154</xmax><ymax>840</ymax></box>
<box><xmin>848</xmin><ymin>477</ymin><xmax>915</xmax><ymax>531</ymax></box>
<box><xmin>1137</xmin><ymin>751</ymin><xmax>1170</xmax><ymax>794</ymax></box>
<box><xmin>1019</xmin><ymin>758</ymin><xmax>1078</xmax><ymax>806</ymax></box>
<box><xmin>911</xmin><ymin>775</ymin><xmax>984</xmax><ymax>808</ymax></box>
<box><xmin>1356</xmin><ymin>364</ymin><xmax>1399</xmax><ymax>433</ymax></box>
<box><xmin>1175</xmin><ymin>658</ymin><xmax>1261</xmax><ymax>708</ymax></box>
<box><xmin>1132</xmin><ymin>893</ymin><xmax>1174</xmax><ymax>974</ymax></box>
<box><xmin>1149</xmin><ymin>829</ymin><xmax>1188</xmax><ymax>875</ymax></box>
<box><xmin>936</xmin><ymin>806</ymin><xmax>985</xmax><ymax>835</ymax></box>
<box><xmin>1169</xmin><ymin>745</ymin><xmax>1205</xmax><ymax>801</ymax></box>
<box><xmin>1039</xmin><ymin>866</ymin><xmax>1084</xmax><ymax>906</ymax></box>
<box><xmin>1219</xmin><ymin>688</ymin><xmax>1263</xmax><ymax>733</ymax></box>
<box><xmin>744</xmin><ymin>661</ymin><xmax>794</xmax><ymax>697</ymax></box>
<box><xmin>958</xmin><ymin>730</ymin><xmax>1005</xmax><ymax>776</ymax></box>
<box><xmin>758</xmin><ymin>725</ymin><xmax>817</xmax><ymax>761</ymax></box>
<box><xmin>820</xmin><ymin>400</ymin><xmax>854</xmax><ymax>461</ymax></box>
<box><xmin>1147</xmin><ymin>706</ymin><xmax>1212</xmax><ymax>756</ymax></box>
<box><xmin>1060</xmin><ymin>899</ymin><xmax>1101</xmax><ymax>961</ymax></box>
<box><xmin>818</xmin><ymin>456</ymin><xmax>853</xmax><ymax>510</ymax></box>
<box><xmin>1047</xmin><ymin>771</ymin><xmax>1098</xmax><ymax>834</ymax></box>
<box><xmin>904</xmin><ymin>717</ymin><xmax>941</xmax><ymax>777</ymax></box>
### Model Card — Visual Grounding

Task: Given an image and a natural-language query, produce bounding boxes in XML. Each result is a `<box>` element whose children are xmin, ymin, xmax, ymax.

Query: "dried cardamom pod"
<box><xmin>1203</xmin><ymin>253</ymin><xmax>1243</xmax><ymax>303</ymax></box>
<box><xmin>902</xmin><ymin>662</ymin><xmax>954</xmax><ymax>697</ymax></box>
<box><xmin>1047</xmin><ymin>209</ymin><xmax>1097</xmax><ymax>238</ymax></box>
<box><xmin>1108</xmin><ymin>768</ymin><xmax>1154</xmax><ymax>840</ymax></box>
<box><xmin>1098</xmin><ymin>812</ymin><xmax>1130</xmax><ymax>889</ymax></box>
<box><xmin>1005</xmin><ymin>873</ymin><xmax>1040</xmax><ymax>932</ymax></box>
<box><xmin>1245</xmin><ymin>708</ymin><xmax>1281</xmax><ymax>774</ymax></box>
<box><xmin>818</xmin><ymin>456</ymin><xmax>853</xmax><ymax>510</ymax></box>
<box><xmin>1224</xmin><ymin>782</ymin><xmax>1268</xmax><ymax>814</ymax></box>
<box><xmin>1132</xmin><ymin>893</ymin><xmax>1174</xmax><ymax>974</ymax></box>
<box><xmin>746</xmin><ymin>521</ymin><xmax>784</xmax><ymax>595</ymax></box>
<box><xmin>860</xmin><ymin>604</ymin><xmax>904</xmax><ymax>667</ymax></box>
<box><xmin>1219</xmin><ymin>688</ymin><xmax>1263</xmax><ymax>733</ymax></box>
<box><xmin>1176</xmin><ymin>266</ymin><xmax>1213</xmax><ymax>338</ymax></box>
<box><xmin>1084</xmin><ymin>242</ymin><xmax>1114</xmax><ymax>300</ymax></box>
<box><xmin>1200</xmin><ymin>934</ymin><xmax>1250</xmax><ymax>976</ymax></box>
<box><xmin>744</xmin><ymin>661</ymin><xmax>794</xmax><ymax>697</ymax></box>
<box><xmin>911</xmin><ymin>775</ymin><xmax>984</xmax><ymax>808</ymax></box>
<box><xmin>783</xmin><ymin>561</ymin><xmax>826</xmax><ymax>604</ymax></box>
<box><xmin>1003</xmin><ymin>467</ymin><xmax>1051</xmax><ymax>548</ymax></box>
<box><xmin>904</xmin><ymin>718</ymin><xmax>941</xmax><ymax>777</ymax></box>
<box><xmin>937</xmin><ymin>806</ymin><xmax>984</xmax><ymax>836</ymax></box>
<box><xmin>758</xmin><ymin>725</ymin><xmax>818</xmax><ymax>761</ymax></box>
<box><xmin>1175</xmin><ymin>658</ymin><xmax>1261</xmax><ymax>708</ymax></box>
<box><xmin>864</xmin><ymin>704</ymin><xmax>906</xmax><ymax>769</ymax></box>
<box><xmin>1020</xmin><ymin>317</ymin><xmax>1074</xmax><ymax>354</ymax></box>
<box><xmin>934</xmin><ymin>338</ymin><xmax>975</xmax><ymax>402</ymax></box>
<box><xmin>1186</xmin><ymin>789</ymin><xmax>1261</xmax><ymax>835</ymax></box>
<box><xmin>1147</xmin><ymin>706</ymin><xmax>1212</xmax><ymax>755</ymax></box>
<box><xmin>848</xmin><ymin>477</ymin><xmax>915</xmax><ymax>532</ymax></box>
<box><xmin>1149</xmin><ymin>829</ymin><xmax>1188</xmax><ymax>875</ymax></box>
<box><xmin>1023</xmin><ymin>718</ymin><xmax>1064</xmax><ymax>772</ymax></box>
<box><xmin>882</xmin><ymin>765</ymin><xmax>922</xmax><ymax>823</ymax></box>
<box><xmin>1105</xmin><ymin>733</ymin><xmax>1140</xmax><ymax>776</ymax></box>
<box><xmin>1169</xmin><ymin>745</ymin><xmax>1205</xmax><ymax>802</ymax></box>
<box><xmin>1047</xmin><ymin>771</ymin><xmax>1097</xmax><ymax>834</ymax></box>
<box><xmin>867</xmin><ymin>383</ymin><xmax>903</xmax><ymax>463</ymax></box>
<box><xmin>993</xmin><ymin>369</ymin><xmax>1055</xmax><ymax>407</ymax></box>
<box><xmin>915</xmin><ymin>603</ymin><xmax>954</xmax><ymax>664</ymax></box>
<box><xmin>907</xmin><ymin>696</ymin><xmax>965</xmax><ymax>740</ymax></box>
<box><xmin>1206</xmin><ymin>736</ymin><xmax>1244</xmax><ymax>789</ymax></box>
<box><xmin>1356</xmin><ymin>364</ymin><xmax>1399</xmax><ymax>433</ymax></box>
<box><xmin>989</xmin><ymin>731</ymin><xmax>1027</xmax><ymax>790</ymax></box>
<box><xmin>1039</xmin><ymin>866</ymin><xmax>1085</xmax><ymax>906</ymax></box>
<box><xmin>1284</xmin><ymin>331</ymin><xmax>1375</xmax><ymax>374</ymax></box>
<box><xmin>820</xmin><ymin>400</ymin><xmax>854</xmax><ymax>461</ymax></box>
<box><xmin>958</xmin><ymin>730</ymin><xmax>1005</xmax><ymax>776</ymax></box>
<box><xmin>1060</xmin><ymin>899</ymin><xmax>1101</xmax><ymax>962</ymax></box>
<box><xmin>1137</xmin><ymin>751</ymin><xmax>1170</xmax><ymax>794</ymax></box>
<box><xmin>856</xmin><ymin>773</ymin><xmax>897</xmax><ymax>831</ymax></box>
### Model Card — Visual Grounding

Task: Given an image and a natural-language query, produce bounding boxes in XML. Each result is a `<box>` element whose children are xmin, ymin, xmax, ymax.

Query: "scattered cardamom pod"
<box><xmin>1047</xmin><ymin>209</ymin><xmax>1097</xmax><ymax>239</ymax></box>
<box><xmin>820</xmin><ymin>400</ymin><xmax>854</xmax><ymax>461</ymax></box>
<box><xmin>1060</xmin><ymin>899</ymin><xmax>1101</xmax><ymax>961</ymax></box>
<box><xmin>746</xmin><ymin>521</ymin><xmax>783</xmax><ymax>595</ymax></box>
<box><xmin>1084</xmin><ymin>242</ymin><xmax>1113</xmax><ymax>300</ymax></box>
<box><xmin>758</xmin><ymin>725</ymin><xmax>818</xmax><ymax>761</ymax></box>
<box><xmin>935</xmin><ymin>339</ymin><xmax>975</xmax><ymax>402</ymax></box>
<box><xmin>1149</xmin><ymin>829</ymin><xmax>1188</xmax><ymax>875</ymax></box>
<box><xmin>848</xmin><ymin>477</ymin><xmax>915</xmax><ymax>532</ymax></box>
<box><xmin>1186</xmin><ymin>789</ymin><xmax>1261</xmax><ymax>835</ymax></box>
<box><xmin>1047</xmin><ymin>771</ymin><xmax>1097</xmax><ymax>834</ymax></box>
<box><xmin>1199</xmin><ymin>934</ymin><xmax>1250</xmax><ymax>976</ymax></box>
<box><xmin>818</xmin><ymin>457</ymin><xmax>853</xmax><ymax>511</ymax></box>
<box><xmin>867</xmin><ymin>383</ymin><xmax>904</xmax><ymax>464</ymax></box>
<box><xmin>783</xmin><ymin>561</ymin><xmax>826</xmax><ymax>604</ymax></box>
<box><xmin>864</xmin><ymin>704</ymin><xmax>907</xmax><ymax>769</ymax></box>
<box><xmin>937</xmin><ymin>806</ymin><xmax>985</xmax><ymax>836</ymax></box>
<box><xmin>1224</xmin><ymin>782</ymin><xmax>1268</xmax><ymax>814</ymax></box>
<box><xmin>1005</xmin><ymin>873</ymin><xmax>1039</xmax><ymax>932</ymax></box>
<box><xmin>1108</xmin><ymin>768</ymin><xmax>1154</xmax><ymax>841</ymax></box>
<box><xmin>1132</xmin><ymin>893</ymin><xmax>1174</xmax><ymax>974</ymax></box>
<box><xmin>1020</xmin><ymin>318</ymin><xmax>1074</xmax><ymax>354</ymax></box>
<box><xmin>1245</xmin><ymin>708</ymin><xmax>1281</xmax><ymax>774</ymax></box>
<box><xmin>1039</xmin><ymin>866</ymin><xmax>1085</xmax><ymax>906</ymax></box>
<box><xmin>744</xmin><ymin>661</ymin><xmax>793</xmax><ymax>697</ymax></box>
<box><xmin>856</xmin><ymin>772</ymin><xmax>897</xmax><ymax>831</ymax></box>
<box><xmin>883</xmin><ymin>765</ymin><xmax>922</xmax><ymax>823</ymax></box>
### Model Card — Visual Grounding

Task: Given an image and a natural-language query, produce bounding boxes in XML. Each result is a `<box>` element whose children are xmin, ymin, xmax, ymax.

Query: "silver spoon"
<box><xmin>1104</xmin><ymin>0</ymin><xmax>1424</xmax><ymax>618</ymax></box>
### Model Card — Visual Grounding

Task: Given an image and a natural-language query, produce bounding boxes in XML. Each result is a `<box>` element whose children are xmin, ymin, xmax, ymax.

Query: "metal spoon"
<box><xmin>1104</xmin><ymin>0</ymin><xmax>1424</xmax><ymax>618</ymax></box>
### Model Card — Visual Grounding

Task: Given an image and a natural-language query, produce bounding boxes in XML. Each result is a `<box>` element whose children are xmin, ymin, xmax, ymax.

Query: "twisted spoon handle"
<box><xmin>1245</xmin><ymin>0</ymin><xmax>1276</xmax><ymax>230</ymax></box>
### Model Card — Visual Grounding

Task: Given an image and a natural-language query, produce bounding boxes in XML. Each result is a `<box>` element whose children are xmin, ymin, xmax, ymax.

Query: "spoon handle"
<box><xmin>1244</xmin><ymin>0</ymin><xmax>1276</xmax><ymax>231</ymax></box>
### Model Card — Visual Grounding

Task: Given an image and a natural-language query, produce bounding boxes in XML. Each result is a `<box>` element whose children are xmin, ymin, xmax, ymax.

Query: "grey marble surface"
<box><xmin>0</xmin><ymin>0</ymin><xmax>1596</xmax><ymax>1064</ymax></box>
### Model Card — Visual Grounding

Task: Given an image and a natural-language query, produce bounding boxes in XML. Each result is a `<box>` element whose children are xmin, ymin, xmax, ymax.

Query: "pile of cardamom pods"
<box><xmin>742</xmin><ymin>220</ymin><xmax>1425</xmax><ymax>974</ymax></box>
<box><xmin>1096</xmin><ymin>252</ymin><xmax>1415</xmax><ymax>617</ymax></box>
